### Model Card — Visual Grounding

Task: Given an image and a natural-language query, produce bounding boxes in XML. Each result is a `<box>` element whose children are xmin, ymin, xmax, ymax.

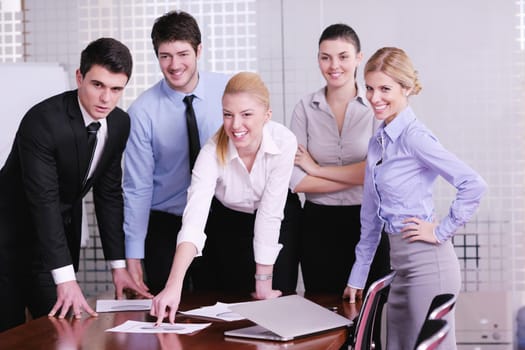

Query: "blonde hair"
<box><xmin>364</xmin><ymin>47</ymin><xmax>422</xmax><ymax>96</ymax></box>
<box><xmin>215</xmin><ymin>72</ymin><xmax>270</xmax><ymax>165</ymax></box>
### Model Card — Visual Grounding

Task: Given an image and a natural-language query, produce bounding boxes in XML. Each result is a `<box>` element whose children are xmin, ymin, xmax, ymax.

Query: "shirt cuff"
<box><xmin>289</xmin><ymin>166</ymin><xmax>307</xmax><ymax>193</ymax></box>
<box><xmin>433</xmin><ymin>227</ymin><xmax>442</xmax><ymax>244</ymax></box>
<box><xmin>124</xmin><ymin>237</ymin><xmax>146</xmax><ymax>259</ymax></box>
<box><xmin>51</xmin><ymin>265</ymin><xmax>76</xmax><ymax>284</ymax></box>
<box><xmin>177</xmin><ymin>226</ymin><xmax>206</xmax><ymax>257</ymax></box>
<box><xmin>109</xmin><ymin>259</ymin><xmax>126</xmax><ymax>269</ymax></box>
<box><xmin>346</xmin><ymin>283</ymin><xmax>361</xmax><ymax>289</ymax></box>
<box><xmin>347</xmin><ymin>264</ymin><xmax>370</xmax><ymax>290</ymax></box>
<box><xmin>253</xmin><ymin>241</ymin><xmax>283</xmax><ymax>265</ymax></box>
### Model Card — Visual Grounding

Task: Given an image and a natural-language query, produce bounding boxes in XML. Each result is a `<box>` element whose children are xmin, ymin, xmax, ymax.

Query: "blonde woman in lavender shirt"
<box><xmin>345</xmin><ymin>47</ymin><xmax>487</xmax><ymax>349</ymax></box>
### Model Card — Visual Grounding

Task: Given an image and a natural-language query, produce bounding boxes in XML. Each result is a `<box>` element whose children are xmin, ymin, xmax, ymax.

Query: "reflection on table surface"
<box><xmin>0</xmin><ymin>291</ymin><xmax>359</xmax><ymax>350</ymax></box>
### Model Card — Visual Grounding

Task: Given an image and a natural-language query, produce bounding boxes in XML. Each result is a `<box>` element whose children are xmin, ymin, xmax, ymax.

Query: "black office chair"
<box><xmin>425</xmin><ymin>293</ymin><xmax>456</xmax><ymax>320</ymax></box>
<box><xmin>350</xmin><ymin>270</ymin><xmax>396</xmax><ymax>350</ymax></box>
<box><xmin>414</xmin><ymin>319</ymin><xmax>450</xmax><ymax>350</ymax></box>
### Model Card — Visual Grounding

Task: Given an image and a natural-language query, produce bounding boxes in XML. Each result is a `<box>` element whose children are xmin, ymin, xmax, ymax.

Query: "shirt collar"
<box><xmin>226</xmin><ymin>122</ymin><xmax>281</xmax><ymax>162</ymax></box>
<box><xmin>311</xmin><ymin>87</ymin><xmax>325</xmax><ymax>107</ymax></box>
<box><xmin>383</xmin><ymin>105</ymin><xmax>416</xmax><ymax>143</ymax></box>
<box><xmin>311</xmin><ymin>83</ymin><xmax>369</xmax><ymax>108</ymax></box>
<box><xmin>77</xmin><ymin>97</ymin><xmax>107</xmax><ymax>129</ymax></box>
<box><xmin>355</xmin><ymin>84</ymin><xmax>369</xmax><ymax>107</ymax></box>
<box><xmin>161</xmin><ymin>73</ymin><xmax>204</xmax><ymax>102</ymax></box>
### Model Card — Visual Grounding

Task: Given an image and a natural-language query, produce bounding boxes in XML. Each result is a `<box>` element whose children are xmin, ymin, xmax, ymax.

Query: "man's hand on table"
<box><xmin>49</xmin><ymin>280</ymin><xmax>97</xmax><ymax>319</ymax></box>
<box><xmin>112</xmin><ymin>267</ymin><xmax>153</xmax><ymax>300</ymax></box>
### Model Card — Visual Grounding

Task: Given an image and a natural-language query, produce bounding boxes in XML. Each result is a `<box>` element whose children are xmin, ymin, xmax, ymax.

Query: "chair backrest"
<box><xmin>352</xmin><ymin>270</ymin><xmax>396</xmax><ymax>350</ymax></box>
<box><xmin>414</xmin><ymin>319</ymin><xmax>450</xmax><ymax>350</ymax></box>
<box><xmin>425</xmin><ymin>293</ymin><xmax>456</xmax><ymax>320</ymax></box>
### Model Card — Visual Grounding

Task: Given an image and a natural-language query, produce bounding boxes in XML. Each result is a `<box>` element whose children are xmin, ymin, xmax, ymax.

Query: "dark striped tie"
<box><xmin>84</xmin><ymin>121</ymin><xmax>101</xmax><ymax>184</ymax></box>
<box><xmin>183</xmin><ymin>95</ymin><xmax>201</xmax><ymax>170</ymax></box>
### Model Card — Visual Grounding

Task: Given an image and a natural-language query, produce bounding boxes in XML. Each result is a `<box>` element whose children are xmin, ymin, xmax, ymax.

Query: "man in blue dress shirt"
<box><xmin>123</xmin><ymin>10</ymin><xmax>229</xmax><ymax>294</ymax></box>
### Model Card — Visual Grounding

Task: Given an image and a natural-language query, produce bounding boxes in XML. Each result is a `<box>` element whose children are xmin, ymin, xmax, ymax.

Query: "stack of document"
<box><xmin>179</xmin><ymin>302</ymin><xmax>246</xmax><ymax>321</ymax></box>
<box><xmin>106</xmin><ymin>320</ymin><xmax>211</xmax><ymax>334</ymax></box>
<box><xmin>96</xmin><ymin>299</ymin><xmax>152</xmax><ymax>312</ymax></box>
<box><xmin>97</xmin><ymin>299</ymin><xmax>244</xmax><ymax>334</ymax></box>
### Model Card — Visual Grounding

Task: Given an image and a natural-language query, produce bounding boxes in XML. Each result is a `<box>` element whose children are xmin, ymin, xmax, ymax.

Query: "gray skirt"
<box><xmin>386</xmin><ymin>234</ymin><xmax>461</xmax><ymax>350</ymax></box>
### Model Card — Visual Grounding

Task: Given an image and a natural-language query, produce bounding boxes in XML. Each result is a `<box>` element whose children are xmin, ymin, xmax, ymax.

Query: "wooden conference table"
<box><xmin>0</xmin><ymin>292</ymin><xmax>358</xmax><ymax>350</ymax></box>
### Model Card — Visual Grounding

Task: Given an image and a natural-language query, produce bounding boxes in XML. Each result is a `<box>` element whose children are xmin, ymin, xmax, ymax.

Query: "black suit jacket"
<box><xmin>0</xmin><ymin>90</ymin><xmax>130</xmax><ymax>272</ymax></box>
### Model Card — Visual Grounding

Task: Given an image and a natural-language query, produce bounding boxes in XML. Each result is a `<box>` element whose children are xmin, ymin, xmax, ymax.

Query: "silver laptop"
<box><xmin>224</xmin><ymin>294</ymin><xmax>352</xmax><ymax>341</ymax></box>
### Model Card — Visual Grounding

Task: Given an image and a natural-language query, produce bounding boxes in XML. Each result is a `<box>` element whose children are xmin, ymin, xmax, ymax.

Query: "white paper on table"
<box><xmin>96</xmin><ymin>299</ymin><xmax>152</xmax><ymax>312</ymax></box>
<box><xmin>106</xmin><ymin>320</ymin><xmax>211</xmax><ymax>334</ymax></box>
<box><xmin>178</xmin><ymin>302</ymin><xmax>246</xmax><ymax>321</ymax></box>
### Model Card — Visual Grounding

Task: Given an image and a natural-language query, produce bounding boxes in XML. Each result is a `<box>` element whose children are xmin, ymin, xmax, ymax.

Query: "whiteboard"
<box><xmin>0</xmin><ymin>63</ymin><xmax>93</xmax><ymax>245</ymax></box>
<box><xmin>0</xmin><ymin>63</ymin><xmax>69</xmax><ymax>166</ymax></box>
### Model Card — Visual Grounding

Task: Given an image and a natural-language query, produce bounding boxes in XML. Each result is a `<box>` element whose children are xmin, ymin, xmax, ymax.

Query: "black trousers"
<box><xmin>299</xmin><ymin>201</ymin><xmax>391</xmax><ymax>294</ymax></box>
<box><xmin>0</xmin><ymin>213</ymin><xmax>36</xmax><ymax>332</ymax></box>
<box><xmin>0</xmin><ymin>273</ymin><xmax>26</xmax><ymax>332</ymax></box>
<box><xmin>1</xmin><ymin>264</ymin><xmax>80</xmax><ymax>332</ymax></box>
<box><xmin>144</xmin><ymin>210</ymin><xmax>190</xmax><ymax>295</ymax></box>
<box><xmin>0</xmin><ymin>215</ymin><xmax>24</xmax><ymax>332</ymax></box>
<box><xmin>25</xmin><ymin>270</ymin><xmax>61</xmax><ymax>319</ymax></box>
<box><xmin>192</xmin><ymin>191</ymin><xmax>301</xmax><ymax>294</ymax></box>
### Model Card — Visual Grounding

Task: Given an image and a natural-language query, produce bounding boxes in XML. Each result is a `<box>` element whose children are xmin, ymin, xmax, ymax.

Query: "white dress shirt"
<box><xmin>177</xmin><ymin>120</ymin><xmax>297</xmax><ymax>265</ymax></box>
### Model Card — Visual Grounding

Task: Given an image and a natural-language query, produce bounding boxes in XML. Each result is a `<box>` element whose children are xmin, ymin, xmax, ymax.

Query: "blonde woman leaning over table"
<box><xmin>345</xmin><ymin>47</ymin><xmax>487</xmax><ymax>349</ymax></box>
<box><xmin>151</xmin><ymin>72</ymin><xmax>298</xmax><ymax>324</ymax></box>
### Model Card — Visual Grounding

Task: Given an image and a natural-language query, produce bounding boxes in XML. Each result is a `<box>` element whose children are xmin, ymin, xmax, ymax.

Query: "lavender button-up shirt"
<box><xmin>348</xmin><ymin>106</ymin><xmax>487</xmax><ymax>288</ymax></box>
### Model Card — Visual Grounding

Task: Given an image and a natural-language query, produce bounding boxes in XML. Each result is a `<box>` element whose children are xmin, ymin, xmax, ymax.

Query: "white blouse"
<box><xmin>176</xmin><ymin>120</ymin><xmax>297</xmax><ymax>265</ymax></box>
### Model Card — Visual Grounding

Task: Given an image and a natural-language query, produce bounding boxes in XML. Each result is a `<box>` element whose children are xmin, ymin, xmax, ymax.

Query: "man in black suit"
<box><xmin>0</xmin><ymin>37</ymin><xmax>151</xmax><ymax>332</ymax></box>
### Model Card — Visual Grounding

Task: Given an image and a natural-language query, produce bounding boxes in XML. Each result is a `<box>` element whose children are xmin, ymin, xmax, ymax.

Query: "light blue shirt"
<box><xmin>123</xmin><ymin>71</ymin><xmax>230</xmax><ymax>259</ymax></box>
<box><xmin>348</xmin><ymin>106</ymin><xmax>487</xmax><ymax>288</ymax></box>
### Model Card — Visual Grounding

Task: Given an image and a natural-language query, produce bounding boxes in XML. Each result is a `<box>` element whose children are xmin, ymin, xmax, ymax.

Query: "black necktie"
<box><xmin>183</xmin><ymin>95</ymin><xmax>201</xmax><ymax>170</ymax></box>
<box><xmin>84</xmin><ymin>121</ymin><xmax>101</xmax><ymax>184</ymax></box>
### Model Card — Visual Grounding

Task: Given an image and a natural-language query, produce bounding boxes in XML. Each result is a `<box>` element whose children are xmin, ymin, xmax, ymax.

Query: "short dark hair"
<box><xmin>318</xmin><ymin>23</ymin><xmax>361</xmax><ymax>53</ymax></box>
<box><xmin>79</xmin><ymin>37</ymin><xmax>133</xmax><ymax>81</ymax></box>
<box><xmin>151</xmin><ymin>10</ymin><xmax>201</xmax><ymax>56</ymax></box>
